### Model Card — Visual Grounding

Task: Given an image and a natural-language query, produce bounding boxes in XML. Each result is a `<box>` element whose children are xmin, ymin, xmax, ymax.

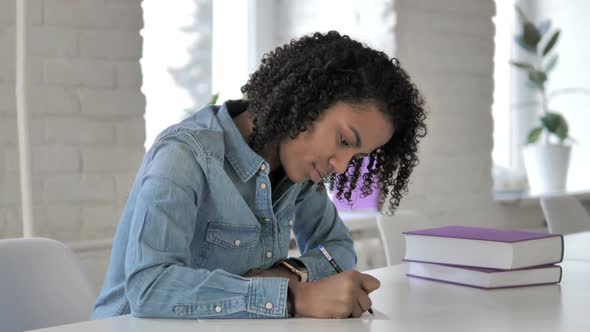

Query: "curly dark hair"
<box><xmin>241</xmin><ymin>31</ymin><xmax>427</xmax><ymax>214</ymax></box>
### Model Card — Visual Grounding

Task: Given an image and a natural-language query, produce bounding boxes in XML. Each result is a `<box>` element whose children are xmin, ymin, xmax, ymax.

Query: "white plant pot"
<box><xmin>523</xmin><ymin>144</ymin><xmax>571</xmax><ymax>194</ymax></box>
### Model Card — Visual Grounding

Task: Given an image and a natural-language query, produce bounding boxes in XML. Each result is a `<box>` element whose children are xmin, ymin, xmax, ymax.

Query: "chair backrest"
<box><xmin>563</xmin><ymin>231</ymin><xmax>590</xmax><ymax>261</ymax></box>
<box><xmin>540</xmin><ymin>196</ymin><xmax>590</xmax><ymax>235</ymax></box>
<box><xmin>376</xmin><ymin>210</ymin><xmax>431</xmax><ymax>266</ymax></box>
<box><xmin>0</xmin><ymin>237</ymin><xmax>96</xmax><ymax>332</ymax></box>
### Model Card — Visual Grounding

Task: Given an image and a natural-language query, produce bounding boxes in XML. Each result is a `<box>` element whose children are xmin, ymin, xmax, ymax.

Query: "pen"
<box><xmin>317</xmin><ymin>244</ymin><xmax>374</xmax><ymax>315</ymax></box>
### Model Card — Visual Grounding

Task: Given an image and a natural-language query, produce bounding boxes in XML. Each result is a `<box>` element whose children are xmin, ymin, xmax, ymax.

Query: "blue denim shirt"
<box><xmin>92</xmin><ymin>102</ymin><xmax>356</xmax><ymax>319</ymax></box>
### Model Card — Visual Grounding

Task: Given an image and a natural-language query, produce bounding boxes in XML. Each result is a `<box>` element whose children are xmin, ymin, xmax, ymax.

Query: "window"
<box><xmin>142</xmin><ymin>0</ymin><xmax>394</xmax><ymax>150</ymax></box>
<box><xmin>142</xmin><ymin>0</ymin><xmax>212</xmax><ymax>149</ymax></box>
<box><xmin>492</xmin><ymin>0</ymin><xmax>513</xmax><ymax>171</ymax></box>
<box><xmin>492</xmin><ymin>0</ymin><xmax>590</xmax><ymax>193</ymax></box>
<box><xmin>492</xmin><ymin>0</ymin><xmax>528</xmax><ymax>192</ymax></box>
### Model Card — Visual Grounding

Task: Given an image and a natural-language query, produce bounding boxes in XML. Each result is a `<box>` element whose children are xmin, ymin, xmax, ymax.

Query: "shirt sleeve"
<box><xmin>292</xmin><ymin>182</ymin><xmax>357</xmax><ymax>281</ymax></box>
<box><xmin>124</xmin><ymin>132</ymin><xmax>289</xmax><ymax>319</ymax></box>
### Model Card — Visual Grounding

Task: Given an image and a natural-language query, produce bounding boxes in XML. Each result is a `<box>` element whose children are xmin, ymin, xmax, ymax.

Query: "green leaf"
<box><xmin>515</xmin><ymin>5</ymin><xmax>528</xmax><ymax>25</ymax></box>
<box><xmin>555</xmin><ymin>120</ymin><xmax>569</xmax><ymax>141</ymax></box>
<box><xmin>542</xmin><ymin>111</ymin><xmax>569</xmax><ymax>141</ymax></box>
<box><xmin>527</xmin><ymin>127</ymin><xmax>543</xmax><ymax>144</ymax></box>
<box><xmin>208</xmin><ymin>93</ymin><xmax>219</xmax><ymax>105</ymax></box>
<box><xmin>537</xmin><ymin>20</ymin><xmax>551</xmax><ymax>36</ymax></box>
<box><xmin>523</xmin><ymin>22</ymin><xmax>542</xmax><ymax>48</ymax></box>
<box><xmin>542</xmin><ymin>29</ymin><xmax>561</xmax><ymax>56</ymax></box>
<box><xmin>528</xmin><ymin>70</ymin><xmax>547</xmax><ymax>89</ymax></box>
<box><xmin>515</xmin><ymin>36</ymin><xmax>536</xmax><ymax>53</ymax></box>
<box><xmin>541</xmin><ymin>112</ymin><xmax>567</xmax><ymax>135</ymax></box>
<box><xmin>510</xmin><ymin>61</ymin><xmax>535</xmax><ymax>71</ymax></box>
<box><xmin>526</xmin><ymin>81</ymin><xmax>541</xmax><ymax>90</ymax></box>
<box><xmin>544</xmin><ymin>55</ymin><xmax>559</xmax><ymax>72</ymax></box>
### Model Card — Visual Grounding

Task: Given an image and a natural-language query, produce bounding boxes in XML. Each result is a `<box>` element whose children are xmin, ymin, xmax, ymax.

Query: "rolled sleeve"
<box><xmin>293</xmin><ymin>183</ymin><xmax>357</xmax><ymax>281</ymax></box>
<box><xmin>158</xmin><ymin>272</ymin><xmax>289</xmax><ymax>319</ymax></box>
<box><xmin>247</xmin><ymin>277</ymin><xmax>289</xmax><ymax>318</ymax></box>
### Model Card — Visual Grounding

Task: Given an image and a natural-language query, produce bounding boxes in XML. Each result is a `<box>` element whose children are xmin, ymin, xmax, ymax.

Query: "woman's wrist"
<box><xmin>274</xmin><ymin>264</ymin><xmax>301</xmax><ymax>284</ymax></box>
<box><xmin>287</xmin><ymin>281</ymin><xmax>297</xmax><ymax>317</ymax></box>
<box><xmin>243</xmin><ymin>265</ymin><xmax>300</xmax><ymax>284</ymax></box>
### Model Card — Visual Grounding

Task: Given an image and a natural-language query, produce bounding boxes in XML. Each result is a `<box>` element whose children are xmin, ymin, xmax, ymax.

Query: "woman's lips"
<box><xmin>310</xmin><ymin>165</ymin><xmax>323</xmax><ymax>183</ymax></box>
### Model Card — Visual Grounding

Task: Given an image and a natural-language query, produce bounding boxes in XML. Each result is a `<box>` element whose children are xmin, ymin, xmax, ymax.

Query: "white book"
<box><xmin>403</xmin><ymin>225</ymin><xmax>564</xmax><ymax>270</ymax></box>
<box><xmin>407</xmin><ymin>262</ymin><xmax>562</xmax><ymax>289</ymax></box>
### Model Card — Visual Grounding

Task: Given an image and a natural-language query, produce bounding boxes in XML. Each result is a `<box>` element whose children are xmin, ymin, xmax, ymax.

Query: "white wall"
<box><xmin>392</xmin><ymin>0</ymin><xmax>544</xmax><ymax>229</ymax></box>
<box><xmin>0</xmin><ymin>0</ymin><xmax>144</xmax><ymax>291</ymax></box>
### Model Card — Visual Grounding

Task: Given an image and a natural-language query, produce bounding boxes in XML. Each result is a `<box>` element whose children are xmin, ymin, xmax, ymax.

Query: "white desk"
<box><xmin>30</xmin><ymin>260</ymin><xmax>590</xmax><ymax>332</ymax></box>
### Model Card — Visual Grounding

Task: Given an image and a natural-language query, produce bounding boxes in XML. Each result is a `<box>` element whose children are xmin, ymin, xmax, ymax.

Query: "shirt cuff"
<box><xmin>169</xmin><ymin>275</ymin><xmax>289</xmax><ymax>319</ymax></box>
<box><xmin>247</xmin><ymin>277</ymin><xmax>290</xmax><ymax>318</ymax></box>
<box><xmin>297</xmin><ymin>250</ymin><xmax>339</xmax><ymax>282</ymax></box>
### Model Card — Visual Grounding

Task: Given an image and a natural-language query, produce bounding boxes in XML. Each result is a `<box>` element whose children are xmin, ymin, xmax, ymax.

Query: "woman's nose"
<box><xmin>329</xmin><ymin>155</ymin><xmax>351</xmax><ymax>175</ymax></box>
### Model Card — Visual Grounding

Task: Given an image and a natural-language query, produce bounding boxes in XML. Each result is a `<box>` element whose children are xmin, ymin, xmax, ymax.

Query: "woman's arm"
<box><xmin>123</xmin><ymin>133</ymin><xmax>289</xmax><ymax>319</ymax></box>
<box><xmin>292</xmin><ymin>182</ymin><xmax>357</xmax><ymax>281</ymax></box>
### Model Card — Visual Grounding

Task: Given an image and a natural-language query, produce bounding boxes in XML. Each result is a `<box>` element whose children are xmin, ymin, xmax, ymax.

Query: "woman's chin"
<box><xmin>285</xmin><ymin>170</ymin><xmax>307</xmax><ymax>184</ymax></box>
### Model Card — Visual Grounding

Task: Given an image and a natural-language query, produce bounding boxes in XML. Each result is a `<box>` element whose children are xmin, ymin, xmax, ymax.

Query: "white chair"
<box><xmin>0</xmin><ymin>237</ymin><xmax>96</xmax><ymax>332</ymax></box>
<box><xmin>563</xmin><ymin>231</ymin><xmax>590</xmax><ymax>262</ymax></box>
<box><xmin>376</xmin><ymin>210</ymin><xmax>431</xmax><ymax>266</ymax></box>
<box><xmin>540</xmin><ymin>196</ymin><xmax>590</xmax><ymax>235</ymax></box>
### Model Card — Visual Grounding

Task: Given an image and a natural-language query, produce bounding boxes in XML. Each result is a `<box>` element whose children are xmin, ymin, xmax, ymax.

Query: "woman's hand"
<box><xmin>289</xmin><ymin>270</ymin><xmax>380</xmax><ymax>318</ymax></box>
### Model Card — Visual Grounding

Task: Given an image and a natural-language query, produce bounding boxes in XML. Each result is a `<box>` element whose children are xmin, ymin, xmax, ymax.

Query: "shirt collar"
<box><xmin>216</xmin><ymin>102</ymin><xmax>267</xmax><ymax>182</ymax></box>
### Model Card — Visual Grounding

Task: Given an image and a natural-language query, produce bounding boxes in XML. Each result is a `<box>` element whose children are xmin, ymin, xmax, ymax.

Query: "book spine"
<box><xmin>558</xmin><ymin>234</ymin><xmax>565</xmax><ymax>263</ymax></box>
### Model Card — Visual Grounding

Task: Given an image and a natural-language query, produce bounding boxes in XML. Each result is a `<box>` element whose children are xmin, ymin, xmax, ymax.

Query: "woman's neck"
<box><xmin>232</xmin><ymin>110</ymin><xmax>282</xmax><ymax>173</ymax></box>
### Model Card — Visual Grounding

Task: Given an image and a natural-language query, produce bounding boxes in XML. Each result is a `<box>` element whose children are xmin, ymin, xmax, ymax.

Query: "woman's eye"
<box><xmin>339</xmin><ymin>136</ymin><xmax>350</xmax><ymax>146</ymax></box>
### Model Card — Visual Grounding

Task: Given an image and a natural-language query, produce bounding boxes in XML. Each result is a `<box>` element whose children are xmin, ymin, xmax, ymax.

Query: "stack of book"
<box><xmin>402</xmin><ymin>225</ymin><xmax>564</xmax><ymax>289</ymax></box>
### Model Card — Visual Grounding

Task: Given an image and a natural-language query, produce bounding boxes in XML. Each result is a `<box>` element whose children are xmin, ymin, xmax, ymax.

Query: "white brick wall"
<box><xmin>44</xmin><ymin>58</ymin><xmax>115</xmax><ymax>88</ymax></box>
<box><xmin>393</xmin><ymin>0</ymin><xmax>544</xmax><ymax>228</ymax></box>
<box><xmin>45</xmin><ymin>117</ymin><xmax>116</xmax><ymax>144</ymax></box>
<box><xmin>78</xmin><ymin>88</ymin><xmax>145</xmax><ymax>117</ymax></box>
<box><xmin>0</xmin><ymin>0</ymin><xmax>145</xmax><ymax>248</ymax></box>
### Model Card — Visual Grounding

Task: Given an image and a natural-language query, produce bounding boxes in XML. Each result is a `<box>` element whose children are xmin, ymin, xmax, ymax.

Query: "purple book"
<box><xmin>403</xmin><ymin>225</ymin><xmax>564</xmax><ymax>270</ymax></box>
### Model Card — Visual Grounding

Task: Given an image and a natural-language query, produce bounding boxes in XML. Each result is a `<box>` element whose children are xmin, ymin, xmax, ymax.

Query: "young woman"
<box><xmin>93</xmin><ymin>31</ymin><xmax>426</xmax><ymax>320</ymax></box>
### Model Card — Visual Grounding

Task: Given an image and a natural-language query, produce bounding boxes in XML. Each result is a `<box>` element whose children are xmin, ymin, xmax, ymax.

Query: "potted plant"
<box><xmin>510</xmin><ymin>5</ymin><xmax>588</xmax><ymax>194</ymax></box>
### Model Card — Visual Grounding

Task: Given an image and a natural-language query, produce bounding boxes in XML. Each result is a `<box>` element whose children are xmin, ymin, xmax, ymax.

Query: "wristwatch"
<box><xmin>279</xmin><ymin>258</ymin><xmax>308</xmax><ymax>283</ymax></box>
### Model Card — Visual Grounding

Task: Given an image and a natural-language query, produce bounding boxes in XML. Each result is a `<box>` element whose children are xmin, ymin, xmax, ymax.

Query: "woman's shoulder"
<box><xmin>152</xmin><ymin>106</ymin><xmax>226</xmax><ymax>162</ymax></box>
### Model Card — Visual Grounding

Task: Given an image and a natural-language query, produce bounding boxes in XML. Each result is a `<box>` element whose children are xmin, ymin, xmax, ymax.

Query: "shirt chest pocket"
<box><xmin>276</xmin><ymin>205</ymin><xmax>295</xmax><ymax>258</ymax></box>
<box><xmin>196</xmin><ymin>223</ymin><xmax>262</xmax><ymax>276</ymax></box>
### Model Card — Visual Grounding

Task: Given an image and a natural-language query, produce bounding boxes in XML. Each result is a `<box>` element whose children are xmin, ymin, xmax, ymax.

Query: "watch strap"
<box><xmin>280</xmin><ymin>258</ymin><xmax>308</xmax><ymax>283</ymax></box>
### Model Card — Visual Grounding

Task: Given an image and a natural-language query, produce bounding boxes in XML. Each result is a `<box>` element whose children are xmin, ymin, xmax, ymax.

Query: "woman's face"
<box><xmin>279</xmin><ymin>101</ymin><xmax>394</xmax><ymax>184</ymax></box>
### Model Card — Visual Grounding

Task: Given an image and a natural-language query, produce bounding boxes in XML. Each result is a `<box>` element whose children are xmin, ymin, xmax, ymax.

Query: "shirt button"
<box><xmin>260</xmin><ymin>164</ymin><xmax>266</xmax><ymax>171</ymax></box>
<box><xmin>264</xmin><ymin>218</ymin><xmax>270</xmax><ymax>222</ymax></box>
<box><xmin>215</xmin><ymin>305</ymin><xmax>222</xmax><ymax>313</ymax></box>
<box><xmin>266</xmin><ymin>251</ymin><xmax>272</xmax><ymax>258</ymax></box>
<box><xmin>288</xmin><ymin>219</ymin><xmax>294</xmax><ymax>226</ymax></box>
<box><xmin>234</xmin><ymin>239</ymin><xmax>241</xmax><ymax>246</ymax></box>
<box><xmin>260</xmin><ymin>183</ymin><xmax>267</xmax><ymax>190</ymax></box>
<box><xmin>265</xmin><ymin>302</ymin><xmax>274</xmax><ymax>310</ymax></box>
